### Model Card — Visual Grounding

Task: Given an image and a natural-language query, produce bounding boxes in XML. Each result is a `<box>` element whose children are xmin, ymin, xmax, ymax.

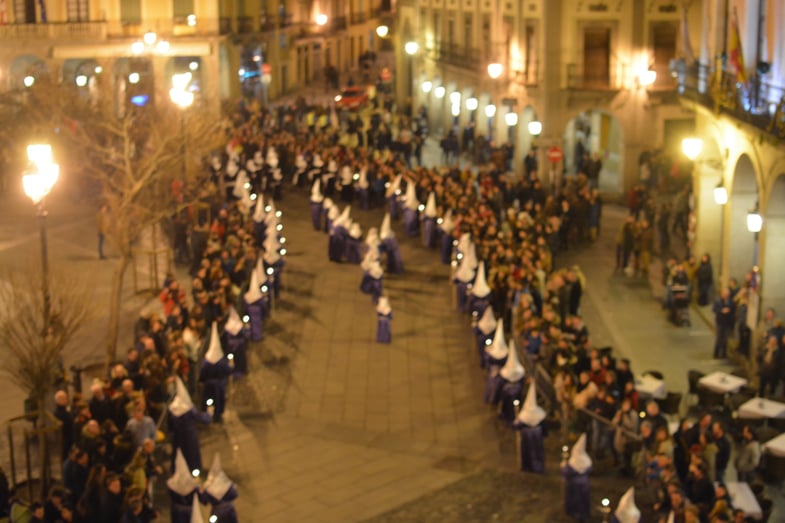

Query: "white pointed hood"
<box><xmin>358</xmin><ymin>167</ymin><xmax>369</xmax><ymax>189</ymax></box>
<box><xmin>516</xmin><ymin>381</ymin><xmax>546</xmax><ymax>427</ymax></box>
<box><xmin>264</xmin><ymin>201</ymin><xmax>278</xmax><ymax>225</ymax></box>
<box><xmin>500</xmin><ymin>339</ymin><xmax>525</xmax><ymax>382</ymax></box>
<box><xmin>254</xmin><ymin>257</ymin><xmax>265</xmax><ymax>284</ymax></box>
<box><xmin>327</xmin><ymin>158</ymin><xmax>338</xmax><ymax>173</ymax></box>
<box><xmin>245</xmin><ymin>158</ymin><xmax>257</xmax><ymax>173</ymax></box>
<box><xmin>471</xmin><ymin>262</ymin><xmax>491</xmax><ymax>298</ymax></box>
<box><xmin>264</xmin><ymin>245</ymin><xmax>281</xmax><ymax>265</ymax></box>
<box><xmin>266</xmin><ymin>147</ymin><xmax>278</xmax><ymax>168</ymax></box>
<box><xmin>224</xmin><ymin>307</ymin><xmax>244</xmax><ymax>336</ymax></box>
<box><xmin>485</xmin><ymin>319</ymin><xmax>509</xmax><ymax>361</ymax></box>
<box><xmin>241</xmin><ymin>187</ymin><xmax>254</xmax><ymax>212</ymax></box>
<box><xmin>385</xmin><ymin>175</ymin><xmax>401</xmax><ymax>197</ymax></box>
<box><xmin>349</xmin><ymin>222</ymin><xmax>362</xmax><ymax>239</ymax></box>
<box><xmin>244</xmin><ymin>268</ymin><xmax>263</xmax><ymax>303</ymax></box>
<box><xmin>404</xmin><ymin>181</ymin><xmax>419</xmax><ymax>210</ymax></box>
<box><xmin>376</xmin><ymin>296</ymin><xmax>391</xmax><ymax>315</ymax></box>
<box><xmin>252</xmin><ymin>195</ymin><xmax>266</xmax><ymax>223</ymax></box>
<box><xmin>464</xmin><ymin>242</ymin><xmax>478</xmax><ymax>270</ymax></box>
<box><xmin>313</xmin><ymin>154</ymin><xmax>324</xmax><ymax>168</ymax></box>
<box><xmin>666</xmin><ymin>511</ymin><xmax>675</xmax><ymax>523</ymax></box>
<box><xmin>368</xmin><ymin>261</ymin><xmax>384</xmax><ymax>279</ymax></box>
<box><xmin>439</xmin><ymin>210</ymin><xmax>454</xmax><ymax>233</ymax></box>
<box><xmin>365</xmin><ymin>227</ymin><xmax>379</xmax><ymax>247</ymax></box>
<box><xmin>189</xmin><ymin>495</ymin><xmax>203</xmax><ymax>523</ymax></box>
<box><xmin>226</xmin><ymin>159</ymin><xmax>238</xmax><ymax>177</ymax></box>
<box><xmin>323</xmin><ymin>197</ymin><xmax>334</xmax><ymax>210</ymax></box>
<box><xmin>310</xmin><ymin>179</ymin><xmax>324</xmax><ymax>203</ymax></box>
<box><xmin>424</xmin><ymin>192</ymin><xmax>437</xmax><ymax>218</ymax></box>
<box><xmin>203</xmin><ymin>453</ymin><xmax>234</xmax><ymax>501</ymax></box>
<box><xmin>454</xmin><ymin>258</ymin><xmax>475</xmax><ymax>284</ymax></box>
<box><xmin>334</xmin><ymin>206</ymin><xmax>351</xmax><ymax>228</ymax></box>
<box><xmin>168</xmin><ymin>376</ymin><xmax>195</xmax><ymax>417</ymax></box>
<box><xmin>167</xmin><ymin>449</ymin><xmax>199</xmax><ymax>496</ymax></box>
<box><xmin>327</xmin><ymin>205</ymin><xmax>340</xmax><ymax>221</ymax></box>
<box><xmin>614</xmin><ymin>487</ymin><xmax>641</xmax><ymax>523</ymax></box>
<box><xmin>568</xmin><ymin>433</ymin><xmax>592</xmax><ymax>474</ymax></box>
<box><xmin>361</xmin><ymin>249</ymin><xmax>379</xmax><ymax>271</ymax></box>
<box><xmin>380</xmin><ymin>213</ymin><xmax>393</xmax><ymax>240</ymax></box>
<box><xmin>457</xmin><ymin>232</ymin><xmax>471</xmax><ymax>254</ymax></box>
<box><xmin>295</xmin><ymin>153</ymin><xmax>307</xmax><ymax>169</ymax></box>
<box><xmin>477</xmin><ymin>307</ymin><xmax>497</xmax><ymax>335</ymax></box>
<box><xmin>232</xmin><ymin>170</ymin><xmax>249</xmax><ymax>199</ymax></box>
<box><xmin>204</xmin><ymin>322</ymin><xmax>224</xmax><ymax>364</ymax></box>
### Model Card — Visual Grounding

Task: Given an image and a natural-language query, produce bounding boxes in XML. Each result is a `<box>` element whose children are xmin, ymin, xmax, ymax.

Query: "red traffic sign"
<box><xmin>547</xmin><ymin>146</ymin><xmax>564</xmax><ymax>163</ymax></box>
<box><xmin>261</xmin><ymin>63</ymin><xmax>272</xmax><ymax>75</ymax></box>
<box><xmin>380</xmin><ymin>68</ymin><xmax>392</xmax><ymax>82</ymax></box>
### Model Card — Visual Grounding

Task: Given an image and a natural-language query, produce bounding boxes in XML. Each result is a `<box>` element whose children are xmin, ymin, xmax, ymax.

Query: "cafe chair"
<box><xmin>658</xmin><ymin>392</ymin><xmax>683</xmax><ymax>419</ymax></box>
<box><xmin>697</xmin><ymin>387</ymin><xmax>725</xmax><ymax>410</ymax></box>
<box><xmin>643</xmin><ymin>370</ymin><xmax>665</xmax><ymax>381</ymax></box>
<box><xmin>687</xmin><ymin>369</ymin><xmax>705</xmax><ymax>405</ymax></box>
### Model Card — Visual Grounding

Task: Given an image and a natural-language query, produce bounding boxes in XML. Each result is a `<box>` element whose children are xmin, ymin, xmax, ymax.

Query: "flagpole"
<box><xmin>722</xmin><ymin>0</ymin><xmax>729</xmax><ymax>57</ymax></box>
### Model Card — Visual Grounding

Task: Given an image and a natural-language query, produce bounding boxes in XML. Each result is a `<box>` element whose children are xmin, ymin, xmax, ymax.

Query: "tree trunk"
<box><xmin>106</xmin><ymin>255</ymin><xmax>131</xmax><ymax>371</ymax></box>
<box><xmin>35</xmin><ymin>391</ymin><xmax>48</xmax><ymax>501</ymax></box>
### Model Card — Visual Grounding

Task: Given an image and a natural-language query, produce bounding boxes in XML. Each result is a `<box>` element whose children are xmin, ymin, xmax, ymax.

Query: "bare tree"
<box><xmin>0</xmin><ymin>269</ymin><xmax>92</xmax><ymax>495</ymax></box>
<box><xmin>10</xmin><ymin>83</ymin><xmax>224</xmax><ymax>368</ymax></box>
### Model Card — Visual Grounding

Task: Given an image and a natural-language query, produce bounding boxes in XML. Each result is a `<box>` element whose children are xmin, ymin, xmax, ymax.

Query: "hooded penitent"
<box><xmin>477</xmin><ymin>306</ymin><xmax>497</xmax><ymax>335</ymax></box>
<box><xmin>471</xmin><ymin>262</ymin><xmax>491</xmax><ymax>298</ymax></box>
<box><xmin>568</xmin><ymin>433</ymin><xmax>592</xmax><ymax>474</ymax></box>
<box><xmin>516</xmin><ymin>381</ymin><xmax>546</xmax><ymax>427</ymax></box>
<box><xmin>613</xmin><ymin>487</ymin><xmax>641</xmax><ymax>523</ymax></box>
<box><xmin>204</xmin><ymin>322</ymin><xmax>224</xmax><ymax>364</ymax></box>
<box><xmin>485</xmin><ymin>320</ymin><xmax>509</xmax><ymax>362</ymax></box>
<box><xmin>499</xmin><ymin>338</ymin><xmax>525</xmax><ymax>382</ymax></box>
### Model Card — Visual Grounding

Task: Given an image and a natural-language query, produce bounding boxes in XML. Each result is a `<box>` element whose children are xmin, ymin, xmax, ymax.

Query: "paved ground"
<box><xmin>2</xmin><ymin>139</ymin><xmax>783</xmax><ymax>520</ymax></box>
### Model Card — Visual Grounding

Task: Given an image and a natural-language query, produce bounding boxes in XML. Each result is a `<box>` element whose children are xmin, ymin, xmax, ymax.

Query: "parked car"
<box><xmin>334</xmin><ymin>86</ymin><xmax>368</xmax><ymax>110</ymax></box>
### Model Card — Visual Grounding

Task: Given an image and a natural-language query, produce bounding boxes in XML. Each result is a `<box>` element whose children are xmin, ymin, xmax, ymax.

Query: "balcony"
<box><xmin>674</xmin><ymin>60</ymin><xmax>785</xmax><ymax>141</ymax></box>
<box><xmin>0</xmin><ymin>21</ymin><xmax>107</xmax><ymax>40</ymax></box>
<box><xmin>566</xmin><ymin>62</ymin><xmax>625</xmax><ymax>91</ymax></box>
<box><xmin>350</xmin><ymin>13</ymin><xmax>367</xmax><ymax>25</ymax></box>
<box><xmin>431</xmin><ymin>44</ymin><xmax>486</xmax><ymax>73</ymax></box>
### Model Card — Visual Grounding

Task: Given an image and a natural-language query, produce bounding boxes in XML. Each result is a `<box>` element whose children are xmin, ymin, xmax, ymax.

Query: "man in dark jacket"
<box><xmin>712</xmin><ymin>288</ymin><xmax>736</xmax><ymax>359</ymax></box>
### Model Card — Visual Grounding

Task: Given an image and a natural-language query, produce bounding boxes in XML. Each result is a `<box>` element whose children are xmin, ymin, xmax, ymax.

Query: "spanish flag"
<box><xmin>728</xmin><ymin>8</ymin><xmax>747</xmax><ymax>84</ymax></box>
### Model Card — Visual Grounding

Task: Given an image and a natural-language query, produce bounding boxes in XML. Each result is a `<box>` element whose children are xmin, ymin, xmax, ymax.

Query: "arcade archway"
<box><xmin>563</xmin><ymin>110</ymin><xmax>623</xmax><ymax>193</ymax></box>
<box><xmin>762</xmin><ymin>174</ymin><xmax>785</xmax><ymax>314</ymax></box>
<box><xmin>726</xmin><ymin>154</ymin><xmax>758</xmax><ymax>283</ymax></box>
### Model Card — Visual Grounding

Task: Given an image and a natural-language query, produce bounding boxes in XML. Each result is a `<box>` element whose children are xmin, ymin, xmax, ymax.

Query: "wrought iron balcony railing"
<box><xmin>673</xmin><ymin>59</ymin><xmax>785</xmax><ymax>141</ymax></box>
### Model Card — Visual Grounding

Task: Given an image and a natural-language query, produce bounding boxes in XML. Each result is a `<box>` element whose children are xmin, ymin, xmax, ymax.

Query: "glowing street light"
<box><xmin>484</xmin><ymin>104</ymin><xmax>497</xmax><ymax>118</ymax></box>
<box><xmin>681</xmin><ymin>137</ymin><xmax>703</xmax><ymax>160</ymax></box>
<box><xmin>404</xmin><ymin>41</ymin><xmax>419</xmax><ymax>55</ymax></box>
<box><xmin>316</xmin><ymin>13</ymin><xmax>328</xmax><ymax>26</ymax></box>
<box><xmin>487</xmin><ymin>62</ymin><xmax>503</xmax><ymax>79</ymax></box>
<box><xmin>75</xmin><ymin>74</ymin><xmax>88</xmax><ymax>87</ymax></box>
<box><xmin>714</xmin><ymin>182</ymin><xmax>728</xmax><ymax>205</ymax></box>
<box><xmin>23</xmin><ymin>75</ymin><xmax>35</xmax><ymax>87</ymax></box>
<box><xmin>528</xmin><ymin>120</ymin><xmax>542</xmax><ymax>136</ymax></box>
<box><xmin>505</xmin><ymin>111</ymin><xmax>518</xmax><ymax>127</ymax></box>
<box><xmin>143</xmin><ymin>31</ymin><xmax>157</xmax><ymax>45</ymax></box>
<box><xmin>421</xmin><ymin>81</ymin><xmax>433</xmax><ymax>93</ymax></box>
<box><xmin>465</xmin><ymin>97</ymin><xmax>478</xmax><ymax>111</ymax></box>
<box><xmin>434</xmin><ymin>86</ymin><xmax>445</xmax><ymax>99</ymax></box>
<box><xmin>376</xmin><ymin>25</ymin><xmax>389</xmax><ymax>37</ymax></box>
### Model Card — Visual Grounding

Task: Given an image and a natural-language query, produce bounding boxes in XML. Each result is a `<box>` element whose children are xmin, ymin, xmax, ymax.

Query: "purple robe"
<box><xmin>388</xmin><ymin>195</ymin><xmax>400</xmax><ymax>220</ymax></box>
<box><xmin>472</xmin><ymin>328</ymin><xmax>493</xmax><ymax>368</ymax></box>
<box><xmin>422</xmin><ymin>217</ymin><xmax>437</xmax><ymax>248</ymax></box>
<box><xmin>499</xmin><ymin>379</ymin><xmax>524</xmax><ymax>424</ymax></box>
<box><xmin>328</xmin><ymin>226</ymin><xmax>347</xmax><ymax>262</ymax></box>
<box><xmin>245</xmin><ymin>298</ymin><xmax>264</xmax><ymax>341</ymax></box>
<box><xmin>360</xmin><ymin>273</ymin><xmax>383</xmax><ymax>302</ymax></box>
<box><xmin>264</xmin><ymin>259</ymin><xmax>285</xmax><ymax>299</ymax></box>
<box><xmin>169</xmin><ymin>490</ymin><xmax>197</xmax><ymax>523</ymax></box>
<box><xmin>454</xmin><ymin>281</ymin><xmax>469</xmax><ymax>313</ymax></box>
<box><xmin>483</xmin><ymin>370</ymin><xmax>506</xmax><ymax>405</ymax></box>
<box><xmin>467</xmin><ymin>294</ymin><xmax>490</xmax><ymax>318</ymax></box>
<box><xmin>439</xmin><ymin>231</ymin><xmax>454</xmax><ymax>264</ymax></box>
<box><xmin>357</xmin><ymin>187</ymin><xmax>370</xmax><ymax>210</ymax></box>
<box><xmin>562</xmin><ymin>464</ymin><xmax>592</xmax><ymax>521</ymax></box>
<box><xmin>309</xmin><ymin>202</ymin><xmax>323</xmax><ymax>230</ymax></box>
<box><xmin>201</xmin><ymin>486</ymin><xmax>239</xmax><ymax>523</ymax></box>
<box><xmin>402</xmin><ymin>207</ymin><xmax>419</xmax><ymax>237</ymax></box>
<box><xmin>223</xmin><ymin>331</ymin><xmax>248</xmax><ymax>375</ymax></box>
<box><xmin>199</xmin><ymin>358</ymin><xmax>233</xmax><ymax>423</ymax></box>
<box><xmin>345</xmin><ymin>237</ymin><xmax>363</xmax><ymax>264</ymax></box>
<box><xmin>323</xmin><ymin>213</ymin><xmax>333</xmax><ymax>234</ymax></box>
<box><xmin>376</xmin><ymin>312</ymin><xmax>392</xmax><ymax>343</ymax></box>
<box><xmin>253</xmin><ymin>221</ymin><xmax>266</xmax><ymax>244</ymax></box>
<box><xmin>380</xmin><ymin>237</ymin><xmax>404</xmax><ymax>274</ymax></box>
<box><xmin>169</xmin><ymin>410</ymin><xmax>207</xmax><ymax>472</ymax></box>
<box><xmin>515</xmin><ymin>424</ymin><xmax>546</xmax><ymax>473</ymax></box>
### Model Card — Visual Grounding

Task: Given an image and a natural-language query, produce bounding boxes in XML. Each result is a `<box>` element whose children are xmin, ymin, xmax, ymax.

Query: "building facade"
<box><xmin>398</xmin><ymin>0</ymin><xmax>700</xmax><ymax>195</ymax></box>
<box><xmin>678</xmin><ymin>0</ymin><xmax>785</xmax><ymax>317</ymax></box>
<box><xmin>0</xmin><ymin>0</ymin><xmax>391</xmax><ymax>116</ymax></box>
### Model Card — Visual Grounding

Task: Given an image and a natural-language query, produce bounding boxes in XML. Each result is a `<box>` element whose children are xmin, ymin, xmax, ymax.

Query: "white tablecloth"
<box><xmin>763</xmin><ymin>432</ymin><xmax>785</xmax><ymax>457</ymax></box>
<box><xmin>738</xmin><ymin>398</ymin><xmax>785</xmax><ymax>419</ymax></box>
<box><xmin>726</xmin><ymin>482</ymin><xmax>762</xmax><ymax>520</ymax></box>
<box><xmin>636</xmin><ymin>375</ymin><xmax>666</xmax><ymax>399</ymax></box>
<box><xmin>698</xmin><ymin>372</ymin><xmax>747</xmax><ymax>393</ymax></box>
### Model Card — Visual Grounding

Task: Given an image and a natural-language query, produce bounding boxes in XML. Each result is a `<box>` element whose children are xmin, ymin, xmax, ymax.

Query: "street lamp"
<box><xmin>315</xmin><ymin>13</ymin><xmax>328</xmax><ymax>26</ymax></box>
<box><xmin>434</xmin><ymin>86</ymin><xmax>445</xmax><ymax>99</ymax></box>
<box><xmin>714</xmin><ymin>181</ymin><xmax>728</xmax><ymax>205</ymax></box>
<box><xmin>376</xmin><ymin>25</ymin><xmax>389</xmax><ymax>38</ymax></box>
<box><xmin>485</xmin><ymin>104</ymin><xmax>496</xmax><ymax>141</ymax></box>
<box><xmin>747</xmin><ymin>205</ymin><xmax>762</xmax><ymax>233</ymax></box>
<box><xmin>404</xmin><ymin>41</ymin><xmax>419</xmax><ymax>55</ymax></box>
<box><xmin>421</xmin><ymin>81</ymin><xmax>433</xmax><ymax>93</ymax></box>
<box><xmin>170</xmin><ymin>72</ymin><xmax>194</xmax><ymax>188</ymax></box>
<box><xmin>404</xmin><ymin>41</ymin><xmax>418</xmax><ymax>101</ymax></box>
<box><xmin>528</xmin><ymin>120</ymin><xmax>542</xmax><ymax>136</ymax></box>
<box><xmin>22</xmin><ymin>144</ymin><xmax>60</xmax><ymax>330</ymax></box>
<box><xmin>487</xmin><ymin>62</ymin><xmax>503</xmax><ymax>79</ymax></box>
<box><xmin>681</xmin><ymin>137</ymin><xmax>703</xmax><ymax>160</ymax></box>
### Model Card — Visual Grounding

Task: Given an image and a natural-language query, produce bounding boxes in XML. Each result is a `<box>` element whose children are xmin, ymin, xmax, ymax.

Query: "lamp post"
<box><xmin>485</xmin><ymin>103</ymin><xmax>496</xmax><ymax>142</ymax></box>
<box><xmin>404</xmin><ymin>41</ymin><xmax>419</xmax><ymax>104</ymax></box>
<box><xmin>22</xmin><ymin>144</ymin><xmax>60</xmax><ymax>331</ymax></box>
<box><xmin>170</xmin><ymin>72</ymin><xmax>195</xmax><ymax>185</ymax></box>
<box><xmin>747</xmin><ymin>203</ymin><xmax>762</xmax><ymax>266</ymax></box>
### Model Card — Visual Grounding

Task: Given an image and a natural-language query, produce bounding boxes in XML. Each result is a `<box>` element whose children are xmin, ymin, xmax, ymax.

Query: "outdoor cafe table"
<box><xmin>635</xmin><ymin>375</ymin><xmax>666</xmax><ymax>399</ymax></box>
<box><xmin>698</xmin><ymin>371</ymin><xmax>747</xmax><ymax>394</ymax></box>
<box><xmin>738</xmin><ymin>398</ymin><xmax>785</xmax><ymax>420</ymax></box>
<box><xmin>726</xmin><ymin>482</ymin><xmax>762</xmax><ymax>520</ymax></box>
<box><xmin>763</xmin><ymin>432</ymin><xmax>785</xmax><ymax>457</ymax></box>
